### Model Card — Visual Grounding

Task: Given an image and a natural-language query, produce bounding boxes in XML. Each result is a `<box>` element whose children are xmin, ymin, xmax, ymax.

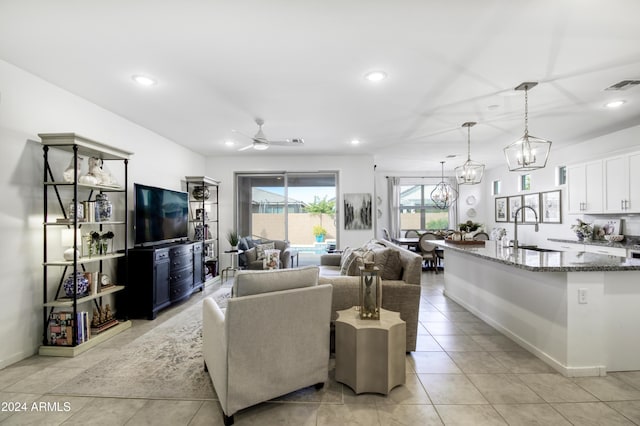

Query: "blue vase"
<box><xmin>63</xmin><ymin>272</ymin><xmax>90</xmax><ymax>297</ymax></box>
<box><xmin>576</xmin><ymin>232</ymin><xmax>584</xmax><ymax>241</ymax></box>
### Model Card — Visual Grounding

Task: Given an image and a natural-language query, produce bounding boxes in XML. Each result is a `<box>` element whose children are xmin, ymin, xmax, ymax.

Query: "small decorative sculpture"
<box><xmin>85</xmin><ymin>157</ymin><xmax>117</xmax><ymax>186</ymax></box>
<box><xmin>63</xmin><ymin>156</ymin><xmax>83</xmax><ymax>183</ymax></box>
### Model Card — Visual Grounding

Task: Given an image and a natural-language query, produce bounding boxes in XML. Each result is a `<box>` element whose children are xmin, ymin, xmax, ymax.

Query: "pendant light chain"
<box><xmin>467</xmin><ymin>125</ymin><xmax>471</xmax><ymax>160</ymax></box>
<box><xmin>524</xmin><ymin>85</ymin><xmax>529</xmax><ymax>137</ymax></box>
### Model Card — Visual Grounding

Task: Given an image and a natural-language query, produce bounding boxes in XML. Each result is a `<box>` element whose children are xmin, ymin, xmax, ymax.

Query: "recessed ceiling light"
<box><xmin>224</xmin><ymin>140</ymin><xmax>235</xmax><ymax>146</ymax></box>
<box><xmin>364</xmin><ymin>71</ymin><xmax>387</xmax><ymax>82</ymax></box>
<box><xmin>351</xmin><ymin>139</ymin><xmax>361</xmax><ymax>145</ymax></box>
<box><xmin>446</xmin><ymin>154</ymin><xmax>457</xmax><ymax>158</ymax></box>
<box><xmin>605</xmin><ymin>100</ymin><xmax>626</xmax><ymax>108</ymax></box>
<box><xmin>132</xmin><ymin>74</ymin><xmax>157</xmax><ymax>86</ymax></box>
<box><xmin>487</xmin><ymin>104</ymin><xmax>500</xmax><ymax>110</ymax></box>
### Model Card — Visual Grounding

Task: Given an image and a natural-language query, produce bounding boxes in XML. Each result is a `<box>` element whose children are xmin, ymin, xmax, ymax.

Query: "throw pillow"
<box><xmin>381</xmin><ymin>249</ymin><xmax>403</xmax><ymax>280</ymax></box>
<box><xmin>255</xmin><ymin>242</ymin><xmax>275</xmax><ymax>260</ymax></box>
<box><xmin>346</xmin><ymin>248</ymin><xmax>374</xmax><ymax>276</ymax></box>
<box><xmin>339</xmin><ymin>247</ymin><xmax>354</xmax><ymax>275</ymax></box>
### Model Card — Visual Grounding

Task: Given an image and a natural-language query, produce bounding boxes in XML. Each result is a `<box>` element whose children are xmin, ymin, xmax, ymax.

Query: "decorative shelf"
<box><xmin>44</xmin><ymin>220</ymin><xmax>126</xmax><ymax>226</ymax></box>
<box><xmin>38</xmin><ymin>320</ymin><xmax>132</xmax><ymax>357</ymax></box>
<box><xmin>44</xmin><ymin>285</ymin><xmax>125</xmax><ymax>307</ymax></box>
<box><xmin>43</xmin><ymin>182</ymin><xmax>125</xmax><ymax>192</ymax></box>
<box><xmin>39</xmin><ymin>133</ymin><xmax>133</xmax><ymax>160</ymax></box>
<box><xmin>43</xmin><ymin>252</ymin><xmax>125</xmax><ymax>266</ymax></box>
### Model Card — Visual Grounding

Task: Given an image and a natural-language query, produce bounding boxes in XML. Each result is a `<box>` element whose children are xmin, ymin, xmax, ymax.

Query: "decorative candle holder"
<box><xmin>359</xmin><ymin>266</ymin><xmax>381</xmax><ymax>320</ymax></box>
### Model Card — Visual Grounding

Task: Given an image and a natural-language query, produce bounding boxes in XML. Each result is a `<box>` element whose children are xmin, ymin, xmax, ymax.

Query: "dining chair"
<box><xmin>418</xmin><ymin>233</ymin><xmax>438</xmax><ymax>273</ymax></box>
<box><xmin>404</xmin><ymin>229</ymin><xmax>420</xmax><ymax>238</ymax></box>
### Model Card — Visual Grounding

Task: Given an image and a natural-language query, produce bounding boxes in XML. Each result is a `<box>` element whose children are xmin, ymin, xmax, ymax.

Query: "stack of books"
<box><xmin>49</xmin><ymin>311</ymin><xmax>91</xmax><ymax>345</ymax></box>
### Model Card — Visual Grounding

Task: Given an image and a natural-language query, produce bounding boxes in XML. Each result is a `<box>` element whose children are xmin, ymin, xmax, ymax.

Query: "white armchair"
<box><xmin>203</xmin><ymin>266</ymin><xmax>333</xmax><ymax>425</ymax></box>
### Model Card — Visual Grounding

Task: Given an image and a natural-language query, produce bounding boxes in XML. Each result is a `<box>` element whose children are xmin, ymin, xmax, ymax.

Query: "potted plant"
<box><xmin>312</xmin><ymin>225</ymin><xmax>327</xmax><ymax>242</ymax></box>
<box><xmin>226</xmin><ymin>230</ymin><xmax>240</xmax><ymax>250</ymax></box>
<box><xmin>458</xmin><ymin>220</ymin><xmax>482</xmax><ymax>233</ymax></box>
<box><xmin>570</xmin><ymin>219</ymin><xmax>593</xmax><ymax>241</ymax></box>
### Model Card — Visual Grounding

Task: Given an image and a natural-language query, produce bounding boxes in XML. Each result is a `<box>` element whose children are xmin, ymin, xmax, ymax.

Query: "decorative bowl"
<box><xmin>604</xmin><ymin>234</ymin><xmax>624</xmax><ymax>242</ymax></box>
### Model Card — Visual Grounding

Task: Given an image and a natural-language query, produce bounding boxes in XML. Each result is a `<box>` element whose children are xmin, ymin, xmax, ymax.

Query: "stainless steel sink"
<box><xmin>520</xmin><ymin>246</ymin><xmax>558</xmax><ymax>253</ymax></box>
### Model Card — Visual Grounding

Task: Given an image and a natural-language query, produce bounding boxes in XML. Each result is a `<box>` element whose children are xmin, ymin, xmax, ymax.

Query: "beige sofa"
<box><xmin>318</xmin><ymin>239</ymin><xmax>422</xmax><ymax>352</ymax></box>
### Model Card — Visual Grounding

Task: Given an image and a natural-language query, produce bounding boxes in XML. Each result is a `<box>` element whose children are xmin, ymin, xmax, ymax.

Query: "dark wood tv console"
<box><xmin>125</xmin><ymin>241</ymin><xmax>204</xmax><ymax>319</ymax></box>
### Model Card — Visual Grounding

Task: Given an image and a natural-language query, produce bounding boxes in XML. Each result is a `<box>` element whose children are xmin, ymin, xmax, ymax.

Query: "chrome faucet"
<box><xmin>512</xmin><ymin>205</ymin><xmax>539</xmax><ymax>250</ymax></box>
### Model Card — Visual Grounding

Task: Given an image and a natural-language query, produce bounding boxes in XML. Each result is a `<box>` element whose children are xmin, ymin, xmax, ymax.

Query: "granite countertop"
<box><xmin>547</xmin><ymin>237</ymin><xmax>639</xmax><ymax>250</ymax></box>
<box><xmin>434</xmin><ymin>240</ymin><xmax>640</xmax><ymax>272</ymax></box>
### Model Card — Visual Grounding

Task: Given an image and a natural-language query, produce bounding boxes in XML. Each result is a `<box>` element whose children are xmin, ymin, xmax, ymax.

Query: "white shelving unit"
<box><xmin>39</xmin><ymin>133</ymin><xmax>133</xmax><ymax>357</ymax></box>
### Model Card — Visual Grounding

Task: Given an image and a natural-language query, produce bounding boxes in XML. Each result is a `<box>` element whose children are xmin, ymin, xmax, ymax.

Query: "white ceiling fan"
<box><xmin>235</xmin><ymin>118</ymin><xmax>304</xmax><ymax>151</ymax></box>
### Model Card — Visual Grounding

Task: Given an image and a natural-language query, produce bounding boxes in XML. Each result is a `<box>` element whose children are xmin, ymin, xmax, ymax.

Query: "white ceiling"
<box><xmin>2</xmin><ymin>0</ymin><xmax>639</xmax><ymax>172</ymax></box>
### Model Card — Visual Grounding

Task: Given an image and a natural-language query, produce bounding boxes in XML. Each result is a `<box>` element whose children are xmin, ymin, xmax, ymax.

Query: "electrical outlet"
<box><xmin>578</xmin><ymin>288</ymin><xmax>588</xmax><ymax>304</ymax></box>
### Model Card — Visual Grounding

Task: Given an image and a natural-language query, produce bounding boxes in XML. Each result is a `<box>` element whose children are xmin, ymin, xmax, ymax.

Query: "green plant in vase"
<box><xmin>226</xmin><ymin>230</ymin><xmax>239</xmax><ymax>249</ymax></box>
<box><xmin>100</xmin><ymin>231</ymin><xmax>114</xmax><ymax>255</ymax></box>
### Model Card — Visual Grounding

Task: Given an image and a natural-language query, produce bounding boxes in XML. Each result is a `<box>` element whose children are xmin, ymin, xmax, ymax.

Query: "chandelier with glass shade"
<box><xmin>503</xmin><ymin>82</ymin><xmax>552</xmax><ymax>171</ymax></box>
<box><xmin>430</xmin><ymin>161</ymin><xmax>458</xmax><ymax>209</ymax></box>
<box><xmin>455</xmin><ymin>122</ymin><xmax>484</xmax><ymax>185</ymax></box>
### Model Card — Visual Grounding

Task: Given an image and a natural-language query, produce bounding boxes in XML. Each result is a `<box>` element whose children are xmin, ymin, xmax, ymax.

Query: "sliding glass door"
<box><xmin>236</xmin><ymin>172</ymin><xmax>338</xmax><ymax>248</ymax></box>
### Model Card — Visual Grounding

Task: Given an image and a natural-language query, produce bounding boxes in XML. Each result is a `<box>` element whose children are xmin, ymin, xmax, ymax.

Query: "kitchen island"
<box><xmin>435</xmin><ymin>240</ymin><xmax>640</xmax><ymax>377</ymax></box>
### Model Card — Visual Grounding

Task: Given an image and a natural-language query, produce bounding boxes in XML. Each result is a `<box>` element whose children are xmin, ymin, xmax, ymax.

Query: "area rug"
<box><xmin>211</xmin><ymin>283</ymin><xmax>232</xmax><ymax>309</ymax></box>
<box><xmin>52</xmin><ymin>296</ymin><xmax>219</xmax><ymax>400</ymax></box>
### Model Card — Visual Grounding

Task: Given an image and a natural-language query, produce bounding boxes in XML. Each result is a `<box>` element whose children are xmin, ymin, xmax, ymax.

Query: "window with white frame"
<box><xmin>492</xmin><ymin>180</ymin><xmax>501</xmax><ymax>196</ymax></box>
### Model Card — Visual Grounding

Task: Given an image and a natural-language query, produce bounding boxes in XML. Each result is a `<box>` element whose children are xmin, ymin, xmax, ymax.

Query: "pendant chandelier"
<box><xmin>430</xmin><ymin>161</ymin><xmax>458</xmax><ymax>209</ymax></box>
<box><xmin>503</xmin><ymin>82</ymin><xmax>552</xmax><ymax>171</ymax></box>
<box><xmin>455</xmin><ymin>121</ymin><xmax>484</xmax><ymax>185</ymax></box>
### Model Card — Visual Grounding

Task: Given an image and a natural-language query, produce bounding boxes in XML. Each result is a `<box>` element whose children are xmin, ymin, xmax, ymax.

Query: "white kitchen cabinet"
<box><xmin>604</xmin><ymin>151</ymin><xmax>640</xmax><ymax>213</ymax></box>
<box><xmin>628</xmin><ymin>152</ymin><xmax>640</xmax><ymax>212</ymax></box>
<box><xmin>567</xmin><ymin>160</ymin><xmax>603</xmax><ymax>214</ymax></box>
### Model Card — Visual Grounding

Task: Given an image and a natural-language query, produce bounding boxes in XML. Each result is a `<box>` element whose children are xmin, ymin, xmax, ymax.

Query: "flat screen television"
<box><xmin>134</xmin><ymin>183</ymin><xmax>189</xmax><ymax>246</ymax></box>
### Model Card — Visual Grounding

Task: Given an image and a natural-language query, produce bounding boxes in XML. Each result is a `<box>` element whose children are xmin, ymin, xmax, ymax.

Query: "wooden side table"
<box><xmin>335</xmin><ymin>307</ymin><xmax>406</xmax><ymax>395</ymax></box>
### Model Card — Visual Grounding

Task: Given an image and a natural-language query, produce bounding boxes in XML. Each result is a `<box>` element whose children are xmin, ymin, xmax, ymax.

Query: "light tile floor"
<box><xmin>1</xmin><ymin>272</ymin><xmax>640</xmax><ymax>425</ymax></box>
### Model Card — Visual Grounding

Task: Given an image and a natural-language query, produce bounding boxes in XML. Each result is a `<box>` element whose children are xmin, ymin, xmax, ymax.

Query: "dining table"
<box><xmin>392</xmin><ymin>237</ymin><xmax>419</xmax><ymax>248</ymax></box>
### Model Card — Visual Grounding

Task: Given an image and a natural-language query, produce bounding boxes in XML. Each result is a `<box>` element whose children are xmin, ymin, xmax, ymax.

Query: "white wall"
<box><xmin>0</xmin><ymin>60</ymin><xmax>205</xmax><ymax>368</ymax></box>
<box><xmin>206</xmin><ymin>154</ymin><xmax>375</xmax><ymax>268</ymax></box>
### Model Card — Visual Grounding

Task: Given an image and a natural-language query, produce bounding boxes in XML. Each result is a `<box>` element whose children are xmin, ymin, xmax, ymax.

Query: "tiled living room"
<box><xmin>3</xmin><ymin>2</ymin><xmax>640</xmax><ymax>425</ymax></box>
<box><xmin>2</xmin><ymin>269</ymin><xmax>640</xmax><ymax>425</ymax></box>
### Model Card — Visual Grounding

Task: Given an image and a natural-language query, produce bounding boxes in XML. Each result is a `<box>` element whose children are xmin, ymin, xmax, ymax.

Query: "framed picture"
<box><xmin>495</xmin><ymin>197</ymin><xmax>508</xmax><ymax>222</ymax></box>
<box><xmin>508</xmin><ymin>195</ymin><xmax>523</xmax><ymax>222</ymax></box>
<box><xmin>343</xmin><ymin>193</ymin><xmax>372</xmax><ymax>230</ymax></box>
<box><xmin>540</xmin><ymin>190</ymin><xmax>561</xmax><ymax>223</ymax></box>
<box><xmin>522</xmin><ymin>193</ymin><xmax>540</xmax><ymax>223</ymax></box>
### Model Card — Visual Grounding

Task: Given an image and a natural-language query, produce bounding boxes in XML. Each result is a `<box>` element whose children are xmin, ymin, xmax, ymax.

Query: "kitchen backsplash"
<box><xmin>584</xmin><ymin>215</ymin><xmax>640</xmax><ymax>238</ymax></box>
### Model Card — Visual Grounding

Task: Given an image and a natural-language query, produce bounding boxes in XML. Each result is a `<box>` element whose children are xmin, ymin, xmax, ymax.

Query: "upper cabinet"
<box><xmin>568</xmin><ymin>150</ymin><xmax>640</xmax><ymax>215</ymax></box>
<box><xmin>567</xmin><ymin>160</ymin><xmax>603</xmax><ymax>214</ymax></box>
<box><xmin>604</xmin><ymin>152</ymin><xmax>640</xmax><ymax>213</ymax></box>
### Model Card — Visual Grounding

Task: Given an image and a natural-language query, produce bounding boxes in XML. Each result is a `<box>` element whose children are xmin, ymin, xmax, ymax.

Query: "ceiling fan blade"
<box><xmin>238</xmin><ymin>143</ymin><xmax>254</xmax><ymax>151</ymax></box>
<box><xmin>232</xmin><ymin>128</ymin><xmax>254</xmax><ymax>141</ymax></box>
<box><xmin>268</xmin><ymin>138</ymin><xmax>304</xmax><ymax>146</ymax></box>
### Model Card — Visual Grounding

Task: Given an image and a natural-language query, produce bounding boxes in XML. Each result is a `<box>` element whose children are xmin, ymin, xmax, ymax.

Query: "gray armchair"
<box><xmin>203</xmin><ymin>266</ymin><xmax>332</xmax><ymax>425</ymax></box>
<box><xmin>244</xmin><ymin>239</ymin><xmax>292</xmax><ymax>269</ymax></box>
